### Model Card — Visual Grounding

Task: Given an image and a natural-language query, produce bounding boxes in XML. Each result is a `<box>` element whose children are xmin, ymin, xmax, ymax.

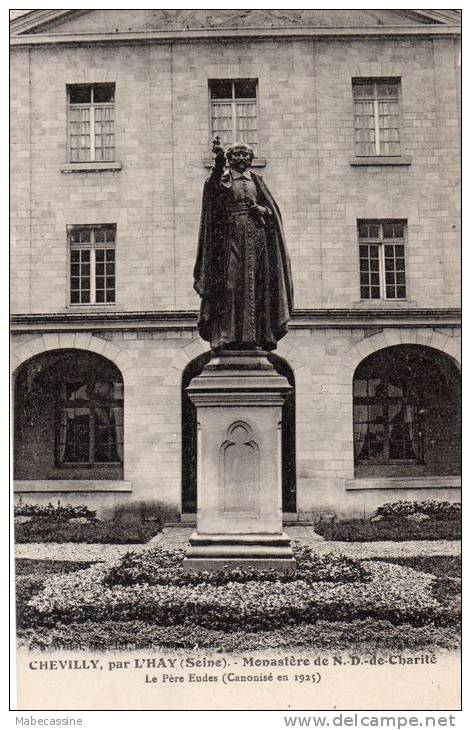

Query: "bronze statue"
<box><xmin>193</xmin><ymin>138</ymin><xmax>293</xmax><ymax>351</ymax></box>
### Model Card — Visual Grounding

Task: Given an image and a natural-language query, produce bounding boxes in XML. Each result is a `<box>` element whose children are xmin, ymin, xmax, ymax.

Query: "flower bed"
<box><xmin>18</xmin><ymin>620</ymin><xmax>460</xmax><ymax>653</ymax></box>
<box><xmin>21</xmin><ymin>544</ymin><xmax>460</xmax><ymax>633</ymax></box>
<box><xmin>314</xmin><ymin>518</ymin><xmax>460</xmax><ymax>542</ymax></box>
<box><xmin>14</xmin><ymin>499</ymin><xmax>179</xmax><ymax>544</ymax></box>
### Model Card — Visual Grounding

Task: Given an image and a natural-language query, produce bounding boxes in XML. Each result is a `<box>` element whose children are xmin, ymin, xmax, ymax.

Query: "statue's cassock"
<box><xmin>194</xmin><ymin>162</ymin><xmax>294</xmax><ymax>352</ymax></box>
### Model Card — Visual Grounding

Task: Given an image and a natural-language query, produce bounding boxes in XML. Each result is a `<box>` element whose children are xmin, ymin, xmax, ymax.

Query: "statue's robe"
<box><xmin>193</xmin><ymin>166</ymin><xmax>293</xmax><ymax>351</ymax></box>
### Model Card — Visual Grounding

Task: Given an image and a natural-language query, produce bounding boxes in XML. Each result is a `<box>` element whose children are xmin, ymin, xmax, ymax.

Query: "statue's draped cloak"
<box><xmin>193</xmin><ymin>169</ymin><xmax>293</xmax><ymax>351</ymax></box>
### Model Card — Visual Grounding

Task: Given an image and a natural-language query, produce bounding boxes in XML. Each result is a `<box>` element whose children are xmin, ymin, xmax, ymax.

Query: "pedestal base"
<box><xmin>183</xmin><ymin>532</ymin><xmax>296</xmax><ymax>574</ymax></box>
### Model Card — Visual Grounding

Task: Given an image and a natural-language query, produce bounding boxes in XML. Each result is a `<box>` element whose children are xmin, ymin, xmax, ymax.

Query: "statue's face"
<box><xmin>227</xmin><ymin>146</ymin><xmax>252</xmax><ymax>172</ymax></box>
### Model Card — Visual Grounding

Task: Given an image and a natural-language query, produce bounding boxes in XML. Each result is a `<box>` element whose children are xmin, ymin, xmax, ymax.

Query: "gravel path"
<box><xmin>14</xmin><ymin>529</ymin><xmax>460</xmax><ymax>564</ymax></box>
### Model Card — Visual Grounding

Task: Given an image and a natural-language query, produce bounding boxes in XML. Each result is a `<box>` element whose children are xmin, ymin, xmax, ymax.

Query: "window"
<box><xmin>358</xmin><ymin>220</ymin><xmax>406</xmax><ymax>300</ymax></box>
<box><xmin>68</xmin><ymin>83</ymin><xmax>115</xmax><ymax>162</ymax></box>
<box><xmin>353</xmin><ymin>372</ymin><xmax>424</xmax><ymax>465</ymax></box>
<box><xmin>68</xmin><ymin>224</ymin><xmax>116</xmax><ymax>304</ymax></box>
<box><xmin>353</xmin><ymin>79</ymin><xmax>400</xmax><ymax>157</ymax></box>
<box><xmin>57</xmin><ymin>380</ymin><xmax>123</xmax><ymax>465</ymax></box>
<box><xmin>209</xmin><ymin>79</ymin><xmax>258</xmax><ymax>157</ymax></box>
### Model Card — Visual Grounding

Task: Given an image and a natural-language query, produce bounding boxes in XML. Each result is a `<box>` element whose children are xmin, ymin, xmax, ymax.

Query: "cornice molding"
<box><xmin>10</xmin><ymin>24</ymin><xmax>461</xmax><ymax>48</ymax></box>
<box><xmin>10</xmin><ymin>309</ymin><xmax>461</xmax><ymax>334</ymax></box>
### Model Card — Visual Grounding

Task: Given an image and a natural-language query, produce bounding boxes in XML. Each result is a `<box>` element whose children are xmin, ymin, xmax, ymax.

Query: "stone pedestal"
<box><xmin>183</xmin><ymin>350</ymin><xmax>296</xmax><ymax>573</ymax></box>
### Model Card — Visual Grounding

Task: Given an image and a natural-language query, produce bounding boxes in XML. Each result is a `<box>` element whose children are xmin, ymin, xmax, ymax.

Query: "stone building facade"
<box><xmin>11</xmin><ymin>9</ymin><xmax>461</xmax><ymax>519</ymax></box>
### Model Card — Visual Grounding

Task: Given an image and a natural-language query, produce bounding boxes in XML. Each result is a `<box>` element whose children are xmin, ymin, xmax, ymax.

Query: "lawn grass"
<box><xmin>314</xmin><ymin>518</ymin><xmax>460</xmax><ymax>542</ymax></box>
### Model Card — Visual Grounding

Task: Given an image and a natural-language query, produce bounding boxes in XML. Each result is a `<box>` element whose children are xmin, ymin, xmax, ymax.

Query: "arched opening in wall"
<box><xmin>353</xmin><ymin>345</ymin><xmax>460</xmax><ymax>478</ymax></box>
<box><xmin>181</xmin><ymin>352</ymin><xmax>296</xmax><ymax>514</ymax></box>
<box><xmin>14</xmin><ymin>349</ymin><xmax>124</xmax><ymax>481</ymax></box>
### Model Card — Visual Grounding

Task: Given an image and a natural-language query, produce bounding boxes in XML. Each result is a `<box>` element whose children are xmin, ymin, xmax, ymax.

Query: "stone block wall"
<box><xmin>12</xmin><ymin>325</ymin><xmax>461</xmax><ymax>519</ymax></box>
<box><xmin>10</xmin><ymin>36</ymin><xmax>460</xmax><ymax>314</ymax></box>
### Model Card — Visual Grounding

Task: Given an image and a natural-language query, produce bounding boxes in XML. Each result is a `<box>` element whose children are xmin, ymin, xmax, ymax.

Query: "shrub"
<box><xmin>14</xmin><ymin>519</ymin><xmax>160</xmax><ymax>544</ymax></box>
<box><xmin>103</xmin><ymin>500</ymin><xmax>179</xmax><ymax>530</ymax></box>
<box><xmin>15</xmin><ymin>499</ymin><xmax>180</xmax><ymax>544</ymax></box>
<box><xmin>375</xmin><ymin>500</ymin><xmax>461</xmax><ymax>521</ymax></box>
<box><xmin>14</xmin><ymin>501</ymin><xmax>96</xmax><ymax>521</ymax></box>
<box><xmin>104</xmin><ymin>543</ymin><xmax>368</xmax><ymax>588</ymax></box>
<box><xmin>315</xmin><ymin>518</ymin><xmax>460</xmax><ymax>542</ymax></box>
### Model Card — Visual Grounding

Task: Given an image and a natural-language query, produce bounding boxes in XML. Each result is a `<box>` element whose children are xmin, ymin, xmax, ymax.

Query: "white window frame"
<box><xmin>353</xmin><ymin>79</ymin><xmax>401</xmax><ymax>157</ymax></box>
<box><xmin>208</xmin><ymin>79</ymin><xmax>259</xmax><ymax>155</ymax></box>
<box><xmin>358</xmin><ymin>220</ymin><xmax>407</xmax><ymax>301</ymax></box>
<box><xmin>67</xmin><ymin>84</ymin><xmax>115</xmax><ymax>163</ymax></box>
<box><xmin>68</xmin><ymin>225</ymin><xmax>116</xmax><ymax>306</ymax></box>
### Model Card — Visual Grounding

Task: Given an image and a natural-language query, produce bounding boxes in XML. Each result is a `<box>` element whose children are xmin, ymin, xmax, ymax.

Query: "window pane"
<box><xmin>69</xmin><ymin>106</ymin><xmax>91</xmax><ymax>162</ymax></box>
<box><xmin>62</xmin><ymin>408</ymin><xmax>91</xmax><ymax>463</ymax></box>
<box><xmin>94</xmin><ymin>407</ymin><xmax>120</xmax><ymax>462</ymax></box>
<box><xmin>377</xmin><ymin>82</ymin><xmax>398</xmax><ymax>99</ymax></box>
<box><xmin>211</xmin><ymin>101</ymin><xmax>234</xmax><ymax>147</ymax></box>
<box><xmin>94</xmin><ymin>105</ymin><xmax>115</xmax><ymax>161</ymax></box>
<box><xmin>210</xmin><ymin>80</ymin><xmax>232</xmax><ymax>99</ymax></box>
<box><xmin>69</xmin><ymin>85</ymin><xmax>91</xmax><ymax>104</ymax></box>
<box><xmin>236</xmin><ymin>101</ymin><xmax>257</xmax><ymax>155</ymax></box>
<box><xmin>234</xmin><ymin>79</ymin><xmax>257</xmax><ymax>99</ymax></box>
<box><xmin>93</xmin><ymin>83</ymin><xmax>114</xmax><ymax>103</ymax></box>
<box><xmin>353</xmin><ymin>82</ymin><xmax>374</xmax><ymax>98</ymax></box>
<box><xmin>353</xmin><ymin>379</ymin><xmax>368</xmax><ymax>398</ymax></box>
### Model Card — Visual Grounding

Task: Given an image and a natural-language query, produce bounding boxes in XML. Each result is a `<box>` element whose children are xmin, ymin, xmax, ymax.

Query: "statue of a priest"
<box><xmin>193</xmin><ymin>139</ymin><xmax>293</xmax><ymax>352</ymax></box>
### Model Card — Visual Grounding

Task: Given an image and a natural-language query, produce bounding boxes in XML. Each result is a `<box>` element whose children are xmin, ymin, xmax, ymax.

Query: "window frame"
<box><xmin>68</xmin><ymin>224</ymin><xmax>117</xmax><ymax>306</ymax></box>
<box><xmin>67</xmin><ymin>83</ymin><xmax>116</xmax><ymax>164</ymax></box>
<box><xmin>208</xmin><ymin>78</ymin><xmax>259</xmax><ymax>157</ymax></box>
<box><xmin>352</xmin><ymin>78</ymin><xmax>401</xmax><ymax>158</ymax></box>
<box><xmin>358</xmin><ymin>219</ymin><xmax>407</xmax><ymax>301</ymax></box>
<box><xmin>56</xmin><ymin>380</ymin><xmax>124</xmax><ymax>468</ymax></box>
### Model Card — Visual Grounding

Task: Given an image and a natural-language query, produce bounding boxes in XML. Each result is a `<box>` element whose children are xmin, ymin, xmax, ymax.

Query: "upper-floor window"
<box><xmin>68</xmin><ymin>224</ymin><xmax>116</xmax><ymax>305</ymax></box>
<box><xmin>68</xmin><ymin>83</ymin><xmax>115</xmax><ymax>163</ymax></box>
<box><xmin>209</xmin><ymin>79</ymin><xmax>258</xmax><ymax>157</ymax></box>
<box><xmin>353</xmin><ymin>79</ymin><xmax>400</xmax><ymax>157</ymax></box>
<box><xmin>358</xmin><ymin>220</ymin><xmax>406</xmax><ymax>300</ymax></box>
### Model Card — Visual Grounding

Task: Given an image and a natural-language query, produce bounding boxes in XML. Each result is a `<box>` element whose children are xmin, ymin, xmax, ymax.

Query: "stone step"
<box><xmin>189</xmin><ymin>531</ymin><xmax>291</xmax><ymax>547</ymax></box>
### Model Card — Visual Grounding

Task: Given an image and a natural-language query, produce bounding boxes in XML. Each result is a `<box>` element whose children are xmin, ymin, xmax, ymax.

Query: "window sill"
<box><xmin>349</xmin><ymin>156</ymin><xmax>412</xmax><ymax>167</ymax></box>
<box><xmin>14</xmin><ymin>480</ymin><xmax>132</xmax><ymax>493</ymax></box>
<box><xmin>68</xmin><ymin>303</ymin><xmax>116</xmax><ymax>309</ymax></box>
<box><xmin>345</xmin><ymin>476</ymin><xmax>461</xmax><ymax>491</ymax></box>
<box><xmin>61</xmin><ymin>162</ymin><xmax>122</xmax><ymax>173</ymax></box>
<box><xmin>203</xmin><ymin>157</ymin><xmax>267</xmax><ymax>168</ymax></box>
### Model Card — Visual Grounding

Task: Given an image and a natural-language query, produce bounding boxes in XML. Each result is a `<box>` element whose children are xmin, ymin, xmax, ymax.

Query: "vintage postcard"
<box><xmin>11</xmin><ymin>7</ymin><xmax>461</xmax><ymax>713</ymax></box>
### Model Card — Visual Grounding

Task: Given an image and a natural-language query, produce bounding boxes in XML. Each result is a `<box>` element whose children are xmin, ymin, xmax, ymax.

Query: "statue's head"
<box><xmin>226</xmin><ymin>142</ymin><xmax>254</xmax><ymax>172</ymax></box>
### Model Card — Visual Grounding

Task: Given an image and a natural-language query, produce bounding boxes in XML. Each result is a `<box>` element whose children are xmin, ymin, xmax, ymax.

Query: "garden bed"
<box><xmin>314</xmin><ymin>518</ymin><xmax>460</xmax><ymax>542</ymax></box>
<box><xmin>16</xmin><ymin>542</ymin><xmax>461</xmax><ymax>653</ymax></box>
<box><xmin>14</xmin><ymin>499</ymin><xmax>178</xmax><ymax>544</ymax></box>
